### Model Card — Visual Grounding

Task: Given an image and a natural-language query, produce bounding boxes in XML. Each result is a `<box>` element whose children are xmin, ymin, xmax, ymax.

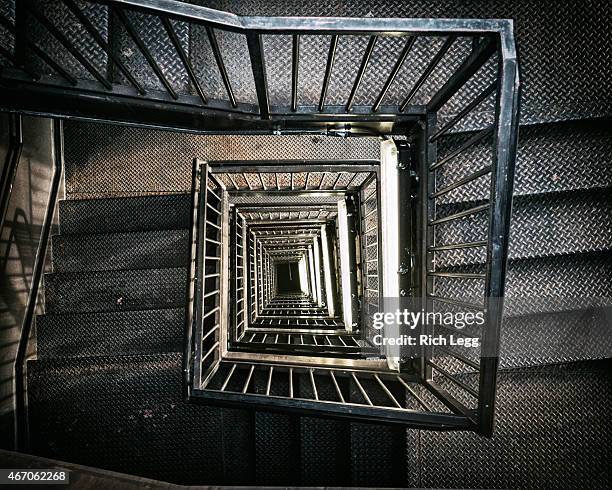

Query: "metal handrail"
<box><xmin>182</xmin><ymin>159</ymin><xmax>200</xmax><ymax>401</ymax></box>
<box><xmin>418</xmin><ymin>30</ymin><xmax>520</xmax><ymax>435</ymax></box>
<box><xmin>1</xmin><ymin>0</ymin><xmax>516</xmax><ymax>134</ymax></box>
<box><xmin>13</xmin><ymin>118</ymin><xmax>64</xmax><ymax>451</ymax></box>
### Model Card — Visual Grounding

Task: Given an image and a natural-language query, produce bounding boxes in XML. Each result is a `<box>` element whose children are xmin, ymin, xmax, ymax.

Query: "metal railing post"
<box><xmin>478</xmin><ymin>30</ymin><xmax>520</xmax><ymax>436</ymax></box>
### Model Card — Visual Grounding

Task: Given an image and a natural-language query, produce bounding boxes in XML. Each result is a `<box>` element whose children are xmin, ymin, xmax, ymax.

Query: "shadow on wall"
<box><xmin>0</xmin><ymin>114</ymin><xmax>55</xmax><ymax>450</ymax></box>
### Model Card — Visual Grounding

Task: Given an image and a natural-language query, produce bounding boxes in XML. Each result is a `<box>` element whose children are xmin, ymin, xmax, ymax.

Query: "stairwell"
<box><xmin>1</xmin><ymin>0</ymin><xmax>611</xmax><ymax>488</ymax></box>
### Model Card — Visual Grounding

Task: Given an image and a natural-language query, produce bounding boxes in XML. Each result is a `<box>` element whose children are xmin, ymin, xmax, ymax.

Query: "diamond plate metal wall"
<box><xmin>112</xmin><ymin>11</ymin><xmax>191</xmax><ymax>95</ymax></box>
<box><xmin>436</xmin><ymin>120</ymin><xmax>612</xmax><ymax>204</ymax></box>
<box><xmin>63</xmin><ymin>120</ymin><xmax>380</xmax><ymax>198</ymax></box>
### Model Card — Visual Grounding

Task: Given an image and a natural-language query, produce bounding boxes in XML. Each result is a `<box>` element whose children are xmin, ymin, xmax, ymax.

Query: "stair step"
<box><xmin>500</xmin><ymin>307</ymin><xmax>611</xmax><ymax>369</ymax></box>
<box><xmin>44</xmin><ymin>267</ymin><xmax>187</xmax><ymax>314</ymax></box>
<box><xmin>436</xmin><ymin>119</ymin><xmax>612</xmax><ymax>204</ymax></box>
<box><xmin>36</xmin><ymin>307</ymin><xmax>185</xmax><ymax>359</ymax></box>
<box><xmin>51</xmin><ymin>229</ymin><xmax>189</xmax><ymax>273</ymax></box>
<box><xmin>431</xmin><ymin>250</ymin><xmax>612</xmax><ymax>369</ymax></box>
<box><xmin>58</xmin><ymin>194</ymin><xmax>191</xmax><ymax>235</ymax></box>
<box><xmin>27</xmin><ymin>353</ymin><xmax>226</xmax><ymax>485</ymax></box>
<box><xmin>435</xmin><ymin>188</ymin><xmax>612</xmax><ymax>268</ymax></box>
<box><xmin>434</xmin><ymin>251</ymin><xmax>612</xmax><ymax>317</ymax></box>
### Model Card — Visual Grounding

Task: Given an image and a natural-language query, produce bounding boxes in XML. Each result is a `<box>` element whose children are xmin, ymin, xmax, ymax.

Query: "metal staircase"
<box><xmin>0</xmin><ymin>0</ymin><xmax>610</xmax><ymax>488</ymax></box>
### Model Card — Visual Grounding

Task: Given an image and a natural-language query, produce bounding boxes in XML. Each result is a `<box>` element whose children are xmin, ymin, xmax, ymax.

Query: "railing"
<box><xmin>12</xmin><ymin>119</ymin><xmax>64</xmax><ymax>450</ymax></box>
<box><xmin>192</xmin><ymin>360</ymin><xmax>470</xmax><ymax>429</ymax></box>
<box><xmin>1</xmin><ymin>0</ymin><xmax>515</xmax><ymax>134</ymax></box>
<box><xmin>359</xmin><ymin>173</ymin><xmax>381</xmax><ymax>352</ymax></box>
<box><xmin>2</xmin><ymin>1</ymin><xmax>520</xmax><ymax>435</ymax></box>
<box><xmin>183</xmin><ymin>31</ymin><xmax>516</xmax><ymax>433</ymax></box>
<box><xmin>233</xmin><ymin>331</ymin><xmax>362</xmax><ymax>358</ymax></box>
<box><xmin>186</xmin><ymin>161</ymin><xmax>227</xmax><ymax>392</ymax></box>
<box><xmin>416</xmin><ymin>41</ymin><xmax>520</xmax><ymax>435</ymax></box>
<box><xmin>229</xmin><ymin>207</ymin><xmax>247</xmax><ymax>343</ymax></box>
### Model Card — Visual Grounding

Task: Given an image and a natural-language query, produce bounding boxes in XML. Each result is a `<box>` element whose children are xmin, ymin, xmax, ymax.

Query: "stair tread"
<box><xmin>37</xmin><ymin>307</ymin><xmax>185</xmax><ymax>359</ymax></box>
<box><xmin>436</xmin><ymin>119</ymin><xmax>612</xmax><ymax>203</ymax></box>
<box><xmin>51</xmin><ymin>228</ymin><xmax>189</xmax><ymax>273</ymax></box>
<box><xmin>433</xmin><ymin>250</ymin><xmax>612</xmax><ymax>317</ymax></box>
<box><xmin>59</xmin><ymin>193</ymin><xmax>191</xmax><ymax>235</ymax></box>
<box><xmin>434</xmin><ymin>188</ymin><xmax>612</xmax><ymax>267</ymax></box>
<box><xmin>44</xmin><ymin>267</ymin><xmax>187</xmax><ymax>314</ymax></box>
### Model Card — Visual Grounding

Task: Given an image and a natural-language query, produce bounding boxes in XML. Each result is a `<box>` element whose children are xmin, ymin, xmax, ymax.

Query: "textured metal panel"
<box><xmin>0</xmin><ymin>0</ymin><xmax>15</xmax><ymax>65</ymax></box>
<box><xmin>51</xmin><ymin>229</ymin><xmax>189</xmax><ymax>272</ymax></box>
<box><xmin>431</xmin><ymin>302</ymin><xmax>612</xmax><ymax>369</ymax></box>
<box><xmin>323</xmin><ymin>35</ymin><xmax>369</xmax><ymax>107</ymax></box>
<box><xmin>63</xmin><ymin>120</ymin><xmax>380</xmax><ymax>198</ymax></box>
<box><xmin>36</xmin><ymin>307</ymin><xmax>185</xmax><ymax>358</ymax></box>
<box><xmin>296</xmin><ymin>35</ymin><xmax>329</xmax><ymax>106</ymax></box>
<box><xmin>28</xmin><ymin>0</ymin><xmax>108</xmax><ymax>80</ymax></box>
<box><xmin>498</xmin><ymin>307</ymin><xmax>612</xmax><ymax>369</ymax></box>
<box><xmin>409</xmin><ymin>361</ymin><xmax>612</xmax><ymax>489</ymax></box>
<box><xmin>349</xmin><ymin>423</ymin><xmax>406</xmax><ymax>486</ymax></box>
<box><xmin>262</xmin><ymin>34</ymin><xmax>291</xmax><ymax>107</ymax></box>
<box><xmin>300</xmin><ymin>416</ymin><xmax>351</xmax><ymax>486</ymax></box>
<box><xmin>44</xmin><ymin>267</ymin><xmax>187</xmax><ymax>314</ymax></box>
<box><xmin>27</xmin><ymin>353</ymin><xmax>226</xmax><ymax>485</ymax></box>
<box><xmin>112</xmin><ymin>11</ymin><xmax>190</xmax><ymax>94</ymax></box>
<box><xmin>219</xmin><ymin>407</ymin><xmax>256</xmax><ymax>484</ymax></box>
<box><xmin>436</xmin><ymin>120</ymin><xmax>612</xmax><ymax>205</ymax></box>
<box><xmin>187</xmin><ymin>26</ymin><xmax>258</xmax><ymax>103</ymax></box>
<box><xmin>358</xmin><ymin>35</ymin><xmax>481</xmax><ymax>109</ymax></box>
<box><xmin>62</xmin><ymin>119</ymin><xmax>612</xmax><ymax>200</ymax></box>
<box><xmin>202</xmin><ymin>0</ymin><xmax>612</xmax><ymax>124</ymax></box>
<box><xmin>299</xmin><ymin>373</ymin><xmax>351</xmax><ymax>486</ymax></box>
<box><xmin>430</xmin><ymin>283</ymin><xmax>611</xmax><ymax>369</ymax></box>
<box><xmin>189</xmin><ymin>23</ymin><xmax>226</xmax><ymax>102</ymax></box>
<box><xmin>348</xmin><ymin>375</ymin><xmax>407</xmax><ymax>487</ymax></box>
<box><xmin>214</xmin><ymin>30</ymin><xmax>257</xmax><ymax>104</ymax></box>
<box><xmin>434</xmin><ymin>252</ymin><xmax>612</xmax><ymax>317</ymax></box>
<box><xmin>435</xmin><ymin>189</ymin><xmax>612</xmax><ymax>267</ymax></box>
<box><xmin>59</xmin><ymin>194</ymin><xmax>191</xmax><ymax>234</ymax></box>
<box><xmin>254</xmin><ymin>412</ymin><xmax>301</xmax><ymax>485</ymax></box>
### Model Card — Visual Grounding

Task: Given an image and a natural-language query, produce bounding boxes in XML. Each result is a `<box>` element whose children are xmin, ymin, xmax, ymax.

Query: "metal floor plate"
<box><xmin>409</xmin><ymin>360</ymin><xmax>612</xmax><ymax>489</ymax></box>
